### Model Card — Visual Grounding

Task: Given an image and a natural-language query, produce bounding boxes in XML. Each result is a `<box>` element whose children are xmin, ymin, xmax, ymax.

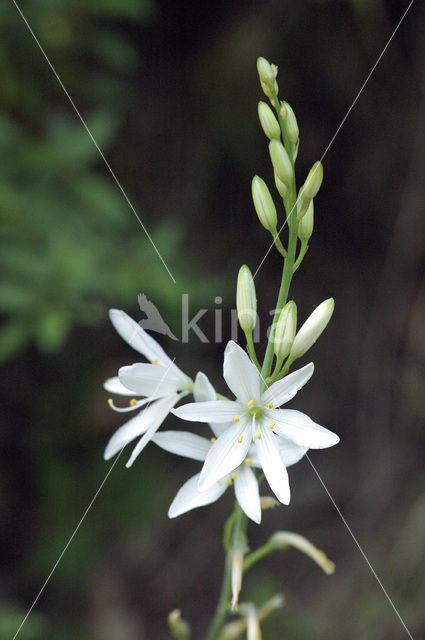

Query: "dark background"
<box><xmin>1</xmin><ymin>0</ymin><xmax>424</xmax><ymax>638</ymax></box>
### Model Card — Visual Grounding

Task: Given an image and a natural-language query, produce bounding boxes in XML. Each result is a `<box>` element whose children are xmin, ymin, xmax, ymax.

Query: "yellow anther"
<box><xmin>237</xmin><ymin>436</ymin><xmax>243</xmax><ymax>443</ymax></box>
<box><xmin>227</xmin><ymin>478</ymin><xmax>233</xmax><ymax>486</ymax></box>
<box><xmin>151</xmin><ymin>359</ymin><xmax>158</xmax><ymax>365</ymax></box>
<box><xmin>107</xmin><ymin>398</ymin><xmax>113</xmax><ymax>406</ymax></box>
<box><xmin>257</xmin><ymin>432</ymin><xmax>262</xmax><ymax>439</ymax></box>
<box><xmin>231</xmin><ymin>472</ymin><xmax>237</xmax><ymax>480</ymax></box>
<box><xmin>247</xmin><ymin>399</ymin><xmax>255</xmax><ymax>407</ymax></box>
<box><xmin>232</xmin><ymin>416</ymin><xmax>240</xmax><ymax>422</ymax></box>
<box><xmin>245</xmin><ymin>458</ymin><xmax>253</xmax><ymax>466</ymax></box>
<box><xmin>269</xmin><ymin>422</ymin><xmax>276</xmax><ymax>429</ymax></box>
<box><xmin>129</xmin><ymin>399</ymin><xmax>137</xmax><ymax>407</ymax></box>
<box><xmin>266</xmin><ymin>402</ymin><xmax>274</xmax><ymax>408</ymax></box>
<box><xmin>211</xmin><ymin>437</ymin><xmax>217</xmax><ymax>443</ymax></box>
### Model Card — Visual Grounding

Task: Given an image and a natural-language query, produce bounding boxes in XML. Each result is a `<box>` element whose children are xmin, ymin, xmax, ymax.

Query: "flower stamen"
<box><xmin>266</xmin><ymin>402</ymin><xmax>273</xmax><ymax>408</ymax></box>
<box><xmin>247</xmin><ymin>399</ymin><xmax>255</xmax><ymax>407</ymax></box>
<box><xmin>237</xmin><ymin>435</ymin><xmax>243</xmax><ymax>443</ymax></box>
<box><xmin>245</xmin><ymin>458</ymin><xmax>253</xmax><ymax>466</ymax></box>
<box><xmin>269</xmin><ymin>422</ymin><xmax>276</xmax><ymax>429</ymax></box>
<box><xmin>232</xmin><ymin>416</ymin><xmax>240</xmax><ymax>422</ymax></box>
<box><xmin>211</xmin><ymin>437</ymin><xmax>217</xmax><ymax>443</ymax></box>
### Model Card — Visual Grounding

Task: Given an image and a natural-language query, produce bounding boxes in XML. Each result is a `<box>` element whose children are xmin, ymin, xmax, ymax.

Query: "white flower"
<box><xmin>153</xmin><ymin>372</ymin><xmax>263</xmax><ymax>523</ymax></box>
<box><xmin>172</xmin><ymin>341</ymin><xmax>339</xmax><ymax>505</ymax></box>
<box><xmin>104</xmin><ymin>309</ymin><xmax>193</xmax><ymax>467</ymax></box>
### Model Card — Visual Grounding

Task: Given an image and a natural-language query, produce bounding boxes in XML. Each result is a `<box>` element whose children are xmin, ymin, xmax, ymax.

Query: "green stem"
<box><xmin>206</xmin><ymin>506</ymin><xmax>247</xmax><ymax>640</ymax></box>
<box><xmin>246</xmin><ymin>332</ymin><xmax>261</xmax><ymax>370</ymax></box>
<box><xmin>260</xmin><ymin>196</ymin><xmax>298</xmax><ymax>384</ymax></box>
<box><xmin>293</xmin><ymin>240</ymin><xmax>308</xmax><ymax>272</ymax></box>
<box><xmin>272</xmin><ymin>231</ymin><xmax>287</xmax><ymax>258</ymax></box>
<box><xmin>244</xmin><ymin>542</ymin><xmax>289</xmax><ymax>573</ymax></box>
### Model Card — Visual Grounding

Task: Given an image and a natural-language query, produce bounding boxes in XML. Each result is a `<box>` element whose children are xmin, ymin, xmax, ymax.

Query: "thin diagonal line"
<box><xmin>11</xmin><ymin>0</ymin><xmax>176</xmax><ymax>285</ymax></box>
<box><xmin>11</xmin><ymin>449</ymin><xmax>124</xmax><ymax>640</ymax></box>
<box><xmin>256</xmin><ymin>366</ymin><xmax>413</xmax><ymax>639</ymax></box>
<box><xmin>253</xmin><ymin>0</ymin><xmax>416</xmax><ymax>279</ymax></box>
<box><xmin>12</xmin><ymin>358</ymin><xmax>178</xmax><ymax>640</ymax></box>
<box><xmin>306</xmin><ymin>454</ymin><xmax>414</xmax><ymax>640</ymax></box>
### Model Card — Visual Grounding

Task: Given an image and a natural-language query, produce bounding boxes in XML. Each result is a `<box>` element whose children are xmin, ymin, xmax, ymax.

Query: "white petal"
<box><xmin>168</xmin><ymin>472</ymin><xmax>228</xmax><ymax>518</ymax></box>
<box><xmin>223</xmin><ymin>341</ymin><xmax>261</xmax><ymax>403</ymax></box>
<box><xmin>104</xmin><ymin>397</ymin><xmax>170</xmax><ymax>460</ymax></box>
<box><xmin>172</xmin><ymin>400</ymin><xmax>241</xmax><ymax>423</ymax></box>
<box><xmin>262</xmin><ymin>362</ymin><xmax>314</xmax><ymax>407</ymax></box>
<box><xmin>234</xmin><ymin>463</ymin><xmax>261</xmax><ymax>523</ymax></box>
<box><xmin>109</xmin><ymin>308</ymin><xmax>173</xmax><ymax>364</ymax></box>
<box><xmin>275</xmin><ymin>435</ymin><xmax>308</xmax><ymax>467</ymax></box>
<box><xmin>193</xmin><ymin>371</ymin><xmax>216</xmax><ymax>402</ymax></box>
<box><xmin>198</xmin><ymin>419</ymin><xmax>251</xmax><ymax>490</ymax></box>
<box><xmin>256</xmin><ymin>427</ymin><xmax>291</xmax><ymax>505</ymax></box>
<box><xmin>270</xmin><ymin>409</ymin><xmax>339</xmax><ymax>449</ymax></box>
<box><xmin>124</xmin><ymin>394</ymin><xmax>180</xmax><ymax>467</ymax></box>
<box><xmin>152</xmin><ymin>431</ymin><xmax>210</xmax><ymax>461</ymax></box>
<box><xmin>119</xmin><ymin>363</ymin><xmax>188</xmax><ymax>397</ymax></box>
<box><xmin>104</xmin><ymin>376</ymin><xmax>135</xmax><ymax>396</ymax></box>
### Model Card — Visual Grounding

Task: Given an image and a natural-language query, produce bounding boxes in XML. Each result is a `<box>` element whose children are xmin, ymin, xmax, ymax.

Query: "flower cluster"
<box><xmin>104</xmin><ymin>307</ymin><xmax>339</xmax><ymax>524</ymax></box>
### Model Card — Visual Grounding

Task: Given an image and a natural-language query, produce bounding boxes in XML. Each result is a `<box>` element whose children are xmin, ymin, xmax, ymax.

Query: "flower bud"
<box><xmin>168</xmin><ymin>609</ymin><xmax>191</xmax><ymax>640</ymax></box>
<box><xmin>231</xmin><ymin>548</ymin><xmax>243</xmax><ymax>611</ymax></box>
<box><xmin>257</xmin><ymin>57</ymin><xmax>278</xmax><ymax>98</ymax></box>
<box><xmin>297</xmin><ymin>200</ymin><xmax>314</xmax><ymax>242</ymax></box>
<box><xmin>274</xmin><ymin>172</ymin><xmax>287</xmax><ymax>198</ymax></box>
<box><xmin>251</xmin><ymin>176</ymin><xmax>277</xmax><ymax>231</ymax></box>
<box><xmin>236</xmin><ymin>265</ymin><xmax>257</xmax><ymax>333</ymax></box>
<box><xmin>268</xmin><ymin>139</ymin><xmax>293</xmax><ymax>186</ymax></box>
<box><xmin>302</xmin><ymin>161</ymin><xmax>323</xmax><ymax>200</ymax></box>
<box><xmin>273</xmin><ymin>301</ymin><xmax>297</xmax><ymax>359</ymax></box>
<box><xmin>290</xmin><ymin>298</ymin><xmax>335</xmax><ymax>359</ymax></box>
<box><xmin>280</xmin><ymin>100</ymin><xmax>299</xmax><ymax>144</ymax></box>
<box><xmin>258</xmin><ymin>101</ymin><xmax>281</xmax><ymax>140</ymax></box>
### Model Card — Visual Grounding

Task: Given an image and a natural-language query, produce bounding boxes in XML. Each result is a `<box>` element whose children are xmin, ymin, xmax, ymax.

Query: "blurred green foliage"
<box><xmin>0</xmin><ymin>0</ymin><xmax>223</xmax><ymax>362</ymax></box>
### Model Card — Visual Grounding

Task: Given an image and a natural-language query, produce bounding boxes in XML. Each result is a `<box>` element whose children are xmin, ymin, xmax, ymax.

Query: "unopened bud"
<box><xmin>258</xmin><ymin>101</ymin><xmax>281</xmax><ymax>140</ymax></box>
<box><xmin>290</xmin><ymin>298</ymin><xmax>335</xmax><ymax>359</ymax></box>
<box><xmin>257</xmin><ymin>57</ymin><xmax>278</xmax><ymax>98</ymax></box>
<box><xmin>297</xmin><ymin>200</ymin><xmax>314</xmax><ymax>242</ymax></box>
<box><xmin>168</xmin><ymin>609</ymin><xmax>191</xmax><ymax>640</ymax></box>
<box><xmin>302</xmin><ymin>161</ymin><xmax>323</xmax><ymax>200</ymax></box>
<box><xmin>269</xmin><ymin>139</ymin><xmax>293</xmax><ymax>187</ymax></box>
<box><xmin>274</xmin><ymin>172</ymin><xmax>287</xmax><ymax>198</ymax></box>
<box><xmin>236</xmin><ymin>265</ymin><xmax>257</xmax><ymax>333</ymax></box>
<box><xmin>280</xmin><ymin>101</ymin><xmax>299</xmax><ymax>144</ymax></box>
<box><xmin>252</xmin><ymin>176</ymin><xmax>277</xmax><ymax>231</ymax></box>
<box><xmin>273</xmin><ymin>301</ymin><xmax>297</xmax><ymax>359</ymax></box>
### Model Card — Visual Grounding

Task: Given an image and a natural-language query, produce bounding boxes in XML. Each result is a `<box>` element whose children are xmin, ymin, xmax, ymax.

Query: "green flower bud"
<box><xmin>252</xmin><ymin>176</ymin><xmax>277</xmax><ymax>231</ymax></box>
<box><xmin>280</xmin><ymin>101</ymin><xmax>299</xmax><ymax>144</ymax></box>
<box><xmin>257</xmin><ymin>57</ymin><xmax>278</xmax><ymax>98</ymax></box>
<box><xmin>298</xmin><ymin>200</ymin><xmax>314</xmax><ymax>242</ymax></box>
<box><xmin>302</xmin><ymin>161</ymin><xmax>323</xmax><ymax>200</ymax></box>
<box><xmin>269</xmin><ymin>139</ymin><xmax>293</xmax><ymax>187</ymax></box>
<box><xmin>274</xmin><ymin>172</ymin><xmax>287</xmax><ymax>198</ymax></box>
<box><xmin>236</xmin><ymin>265</ymin><xmax>257</xmax><ymax>333</ymax></box>
<box><xmin>290</xmin><ymin>298</ymin><xmax>335</xmax><ymax>359</ymax></box>
<box><xmin>273</xmin><ymin>301</ymin><xmax>297</xmax><ymax>359</ymax></box>
<box><xmin>258</xmin><ymin>101</ymin><xmax>281</xmax><ymax>140</ymax></box>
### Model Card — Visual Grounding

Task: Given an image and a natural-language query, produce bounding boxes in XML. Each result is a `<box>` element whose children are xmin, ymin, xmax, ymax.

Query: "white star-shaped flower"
<box><xmin>173</xmin><ymin>341</ymin><xmax>339</xmax><ymax>505</ymax></box>
<box><xmin>104</xmin><ymin>309</ymin><xmax>193</xmax><ymax>467</ymax></box>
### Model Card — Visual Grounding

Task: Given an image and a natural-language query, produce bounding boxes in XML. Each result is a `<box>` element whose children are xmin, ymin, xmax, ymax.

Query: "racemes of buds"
<box><xmin>251</xmin><ymin>176</ymin><xmax>277</xmax><ymax>232</ymax></box>
<box><xmin>236</xmin><ymin>265</ymin><xmax>257</xmax><ymax>333</ymax></box>
<box><xmin>269</xmin><ymin>139</ymin><xmax>293</xmax><ymax>187</ymax></box>
<box><xmin>289</xmin><ymin>298</ymin><xmax>335</xmax><ymax>360</ymax></box>
<box><xmin>273</xmin><ymin>301</ymin><xmax>297</xmax><ymax>359</ymax></box>
<box><xmin>258</xmin><ymin>101</ymin><xmax>281</xmax><ymax>140</ymax></box>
